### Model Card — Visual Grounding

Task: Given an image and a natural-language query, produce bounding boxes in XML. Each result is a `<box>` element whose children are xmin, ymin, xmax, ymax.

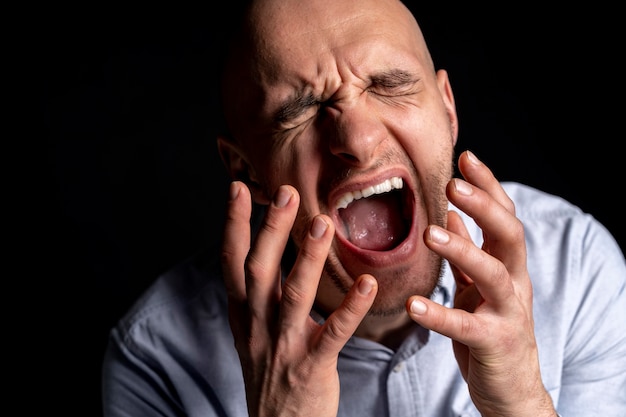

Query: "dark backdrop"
<box><xmin>39</xmin><ymin>5</ymin><xmax>623</xmax><ymax>416</ymax></box>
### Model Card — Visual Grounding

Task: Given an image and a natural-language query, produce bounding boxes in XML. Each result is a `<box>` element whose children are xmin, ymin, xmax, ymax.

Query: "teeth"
<box><xmin>335</xmin><ymin>177</ymin><xmax>403</xmax><ymax>210</ymax></box>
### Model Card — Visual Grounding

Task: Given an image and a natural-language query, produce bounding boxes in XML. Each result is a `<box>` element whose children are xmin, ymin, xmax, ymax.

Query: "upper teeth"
<box><xmin>335</xmin><ymin>177</ymin><xmax>403</xmax><ymax>210</ymax></box>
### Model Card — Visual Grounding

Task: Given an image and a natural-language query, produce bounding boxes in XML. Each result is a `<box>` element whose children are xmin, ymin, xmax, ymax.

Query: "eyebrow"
<box><xmin>370</xmin><ymin>69</ymin><xmax>419</xmax><ymax>88</ymax></box>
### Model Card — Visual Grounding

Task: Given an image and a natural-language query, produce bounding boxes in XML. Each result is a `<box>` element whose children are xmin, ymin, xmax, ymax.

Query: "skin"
<box><xmin>218</xmin><ymin>0</ymin><xmax>557</xmax><ymax>415</ymax></box>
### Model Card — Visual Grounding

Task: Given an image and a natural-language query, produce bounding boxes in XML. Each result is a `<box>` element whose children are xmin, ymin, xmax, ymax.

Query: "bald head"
<box><xmin>218</xmin><ymin>0</ymin><xmax>435</xmax><ymax>141</ymax></box>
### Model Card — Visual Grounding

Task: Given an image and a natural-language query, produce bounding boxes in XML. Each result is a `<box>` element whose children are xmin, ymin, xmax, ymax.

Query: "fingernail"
<box><xmin>310</xmin><ymin>216</ymin><xmax>328</xmax><ymax>238</ymax></box>
<box><xmin>453</xmin><ymin>178</ymin><xmax>472</xmax><ymax>196</ymax></box>
<box><xmin>229</xmin><ymin>181</ymin><xmax>241</xmax><ymax>200</ymax></box>
<box><xmin>466</xmin><ymin>150</ymin><xmax>480</xmax><ymax>165</ymax></box>
<box><xmin>274</xmin><ymin>186</ymin><xmax>292</xmax><ymax>207</ymax></box>
<box><xmin>410</xmin><ymin>299</ymin><xmax>427</xmax><ymax>315</ymax></box>
<box><xmin>428</xmin><ymin>226</ymin><xmax>450</xmax><ymax>244</ymax></box>
<box><xmin>358</xmin><ymin>276</ymin><xmax>374</xmax><ymax>295</ymax></box>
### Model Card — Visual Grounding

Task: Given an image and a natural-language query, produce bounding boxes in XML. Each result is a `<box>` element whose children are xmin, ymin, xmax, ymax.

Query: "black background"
<box><xmin>38</xmin><ymin>5</ymin><xmax>623</xmax><ymax>415</ymax></box>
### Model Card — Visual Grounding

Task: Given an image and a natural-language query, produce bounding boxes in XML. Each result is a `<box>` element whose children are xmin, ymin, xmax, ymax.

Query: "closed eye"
<box><xmin>369</xmin><ymin>69</ymin><xmax>420</xmax><ymax>96</ymax></box>
<box><xmin>275</xmin><ymin>92</ymin><xmax>320</xmax><ymax>129</ymax></box>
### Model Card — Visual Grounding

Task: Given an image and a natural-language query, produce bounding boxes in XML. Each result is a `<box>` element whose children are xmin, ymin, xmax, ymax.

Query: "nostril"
<box><xmin>338</xmin><ymin>153</ymin><xmax>359</xmax><ymax>163</ymax></box>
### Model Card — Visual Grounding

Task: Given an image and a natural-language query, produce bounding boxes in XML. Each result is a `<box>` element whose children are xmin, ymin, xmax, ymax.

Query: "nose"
<box><xmin>325</xmin><ymin>103</ymin><xmax>386</xmax><ymax>167</ymax></box>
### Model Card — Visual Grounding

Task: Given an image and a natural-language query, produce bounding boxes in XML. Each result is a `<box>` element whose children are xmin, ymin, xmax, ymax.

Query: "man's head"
<box><xmin>217</xmin><ymin>0</ymin><xmax>459</xmax><ymax>317</ymax></box>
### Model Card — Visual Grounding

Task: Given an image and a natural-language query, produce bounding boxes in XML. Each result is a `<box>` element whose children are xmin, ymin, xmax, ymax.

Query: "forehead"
<box><xmin>221</xmin><ymin>0</ymin><xmax>431</xmax><ymax>135</ymax></box>
<box><xmin>248</xmin><ymin>0</ymin><xmax>425</xmax><ymax>75</ymax></box>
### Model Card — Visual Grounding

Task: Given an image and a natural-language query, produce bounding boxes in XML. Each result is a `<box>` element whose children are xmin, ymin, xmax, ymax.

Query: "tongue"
<box><xmin>339</xmin><ymin>193</ymin><xmax>405</xmax><ymax>251</ymax></box>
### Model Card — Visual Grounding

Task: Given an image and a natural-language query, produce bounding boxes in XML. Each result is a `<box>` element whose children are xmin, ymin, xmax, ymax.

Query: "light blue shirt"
<box><xmin>102</xmin><ymin>182</ymin><xmax>626</xmax><ymax>416</ymax></box>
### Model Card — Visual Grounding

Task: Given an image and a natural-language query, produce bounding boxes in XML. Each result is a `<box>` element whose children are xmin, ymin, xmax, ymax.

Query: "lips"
<box><xmin>332</xmin><ymin>176</ymin><xmax>413</xmax><ymax>254</ymax></box>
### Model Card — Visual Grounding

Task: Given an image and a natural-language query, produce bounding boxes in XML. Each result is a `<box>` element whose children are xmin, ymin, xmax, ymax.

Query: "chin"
<box><xmin>324</xmin><ymin>250</ymin><xmax>444</xmax><ymax>317</ymax></box>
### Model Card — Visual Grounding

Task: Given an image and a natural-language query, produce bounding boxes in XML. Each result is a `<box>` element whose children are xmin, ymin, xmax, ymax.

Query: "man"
<box><xmin>102</xmin><ymin>0</ymin><xmax>626</xmax><ymax>415</ymax></box>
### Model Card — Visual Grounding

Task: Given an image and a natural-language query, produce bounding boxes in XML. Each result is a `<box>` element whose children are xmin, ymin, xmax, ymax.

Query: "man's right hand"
<box><xmin>220</xmin><ymin>181</ymin><xmax>378</xmax><ymax>417</ymax></box>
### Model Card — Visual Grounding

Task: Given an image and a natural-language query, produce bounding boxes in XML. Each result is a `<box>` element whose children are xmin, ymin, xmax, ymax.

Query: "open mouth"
<box><xmin>333</xmin><ymin>176</ymin><xmax>412</xmax><ymax>251</ymax></box>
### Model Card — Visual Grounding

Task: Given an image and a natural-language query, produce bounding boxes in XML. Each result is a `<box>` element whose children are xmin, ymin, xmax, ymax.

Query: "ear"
<box><xmin>436</xmin><ymin>69</ymin><xmax>459</xmax><ymax>146</ymax></box>
<box><xmin>216</xmin><ymin>136</ymin><xmax>271</xmax><ymax>205</ymax></box>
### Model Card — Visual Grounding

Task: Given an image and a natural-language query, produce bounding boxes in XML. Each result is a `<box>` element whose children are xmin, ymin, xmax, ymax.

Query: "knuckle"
<box><xmin>509</xmin><ymin>218</ymin><xmax>525</xmax><ymax>241</ymax></box>
<box><xmin>325</xmin><ymin>318</ymin><xmax>351</xmax><ymax>342</ymax></box>
<box><xmin>298</xmin><ymin>244</ymin><xmax>325</xmax><ymax>264</ymax></box>
<box><xmin>245</xmin><ymin>253</ymin><xmax>270</xmax><ymax>278</ymax></box>
<box><xmin>281</xmin><ymin>282</ymin><xmax>308</xmax><ymax>307</ymax></box>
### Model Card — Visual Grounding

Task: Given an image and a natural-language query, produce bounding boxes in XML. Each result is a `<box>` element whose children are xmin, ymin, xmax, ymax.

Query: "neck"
<box><xmin>313</xmin><ymin>274</ymin><xmax>419</xmax><ymax>350</ymax></box>
<box><xmin>354</xmin><ymin>311</ymin><xmax>416</xmax><ymax>350</ymax></box>
<box><xmin>313</xmin><ymin>299</ymin><xmax>416</xmax><ymax>350</ymax></box>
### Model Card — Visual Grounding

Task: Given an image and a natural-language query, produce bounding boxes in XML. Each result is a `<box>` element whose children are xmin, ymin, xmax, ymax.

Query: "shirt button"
<box><xmin>393</xmin><ymin>362</ymin><xmax>404</xmax><ymax>373</ymax></box>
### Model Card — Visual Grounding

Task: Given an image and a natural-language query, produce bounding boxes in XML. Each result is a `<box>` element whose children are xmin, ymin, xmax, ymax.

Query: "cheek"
<box><xmin>393</xmin><ymin>109</ymin><xmax>456</xmax><ymax>164</ymax></box>
<box><xmin>392</xmin><ymin>114</ymin><xmax>455</xmax><ymax>222</ymax></box>
<box><xmin>251</xmin><ymin>148</ymin><xmax>299</xmax><ymax>192</ymax></box>
<box><xmin>260</xmin><ymin>147</ymin><xmax>325</xmax><ymax>211</ymax></box>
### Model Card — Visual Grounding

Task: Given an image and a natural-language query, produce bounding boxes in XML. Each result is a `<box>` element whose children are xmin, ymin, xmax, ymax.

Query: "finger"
<box><xmin>221</xmin><ymin>182</ymin><xmax>255</xmax><ymax>344</ymax></box>
<box><xmin>445</xmin><ymin>211</ymin><xmax>484</xmax><ymax>312</ymax></box>
<box><xmin>279</xmin><ymin>214</ymin><xmax>335</xmax><ymax>329</ymax></box>
<box><xmin>457</xmin><ymin>150</ymin><xmax>514</xmax><ymax>214</ymax></box>
<box><xmin>315</xmin><ymin>275</ymin><xmax>378</xmax><ymax>357</ymax></box>
<box><xmin>446</xmin><ymin>177</ymin><xmax>527</xmax><ymax>276</ymax></box>
<box><xmin>407</xmin><ymin>295</ymin><xmax>487</xmax><ymax>347</ymax></box>
<box><xmin>221</xmin><ymin>181</ymin><xmax>253</xmax><ymax>301</ymax></box>
<box><xmin>445</xmin><ymin>210</ymin><xmax>474</xmax><ymax>291</ymax></box>
<box><xmin>245</xmin><ymin>185</ymin><xmax>300</xmax><ymax>318</ymax></box>
<box><xmin>425</xmin><ymin>224</ymin><xmax>515</xmax><ymax>308</ymax></box>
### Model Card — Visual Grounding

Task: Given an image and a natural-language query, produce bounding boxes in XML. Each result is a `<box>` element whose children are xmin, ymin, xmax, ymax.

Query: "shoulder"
<box><xmin>500</xmin><ymin>184</ymin><xmax>626</xmax><ymax>406</ymax></box>
<box><xmin>501</xmin><ymin>181</ymin><xmax>582</xmax><ymax>217</ymax></box>
<box><xmin>502</xmin><ymin>182</ymin><xmax>623</xmax><ymax>261</ymax></box>
<box><xmin>111</xmin><ymin>244</ymin><xmax>231</xmax><ymax>356</ymax></box>
<box><xmin>454</xmin><ymin>182</ymin><xmax>625</xmax><ymax>288</ymax></box>
<box><xmin>102</xmin><ymin>244</ymin><xmax>247</xmax><ymax>415</ymax></box>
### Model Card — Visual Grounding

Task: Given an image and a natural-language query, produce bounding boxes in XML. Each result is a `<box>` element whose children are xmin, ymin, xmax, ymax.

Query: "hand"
<box><xmin>406</xmin><ymin>151</ymin><xmax>557</xmax><ymax>416</ymax></box>
<box><xmin>220</xmin><ymin>181</ymin><xmax>378</xmax><ymax>417</ymax></box>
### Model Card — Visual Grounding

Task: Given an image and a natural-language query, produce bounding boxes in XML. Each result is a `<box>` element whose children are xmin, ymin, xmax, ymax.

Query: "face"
<box><xmin>219</xmin><ymin>0</ymin><xmax>459</xmax><ymax>317</ymax></box>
